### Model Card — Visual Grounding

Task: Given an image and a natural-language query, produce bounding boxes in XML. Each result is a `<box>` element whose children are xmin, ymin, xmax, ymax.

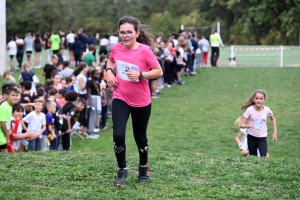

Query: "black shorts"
<box><xmin>99</xmin><ymin>46</ymin><xmax>107</xmax><ymax>55</ymax></box>
<box><xmin>35</xmin><ymin>47</ymin><xmax>42</xmax><ymax>52</ymax></box>
<box><xmin>0</xmin><ymin>143</ymin><xmax>7</xmax><ymax>150</ymax></box>
<box><xmin>26</xmin><ymin>51</ymin><xmax>32</xmax><ymax>55</ymax></box>
<box><xmin>68</xmin><ymin>43</ymin><xmax>73</xmax><ymax>51</ymax></box>
<box><xmin>53</xmin><ymin>50</ymin><xmax>59</xmax><ymax>55</ymax></box>
<box><xmin>176</xmin><ymin>64</ymin><xmax>183</xmax><ymax>72</ymax></box>
<box><xmin>9</xmin><ymin>55</ymin><xmax>14</xmax><ymax>60</ymax></box>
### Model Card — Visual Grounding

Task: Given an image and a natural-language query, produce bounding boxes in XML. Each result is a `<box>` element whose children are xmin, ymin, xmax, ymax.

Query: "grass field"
<box><xmin>1</xmin><ymin>67</ymin><xmax>300</xmax><ymax>199</ymax></box>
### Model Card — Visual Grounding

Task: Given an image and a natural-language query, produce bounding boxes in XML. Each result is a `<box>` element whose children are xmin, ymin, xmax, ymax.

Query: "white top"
<box><xmin>239</xmin><ymin>128</ymin><xmax>260</xmax><ymax>156</ymax></box>
<box><xmin>24</xmin><ymin>36</ymin><xmax>33</xmax><ymax>51</ymax></box>
<box><xmin>22</xmin><ymin>111</ymin><xmax>46</xmax><ymax>137</ymax></box>
<box><xmin>66</xmin><ymin>33</ymin><xmax>75</xmax><ymax>43</ymax></box>
<box><xmin>6</xmin><ymin>116</ymin><xmax>23</xmax><ymax>151</ymax></box>
<box><xmin>109</xmin><ymin>35</ymin><xmax>119</xmax><ymax>45</ymax></box>
<box><xmin>176</xmin><ymin>47</ymin><xmax>184</xmax><ymax>65</ymax></box>
<box><xmin>8</xmin><ymin>41</ymin><xmax>17</xmax><ymax>55</ymax></box>
<box><xmin>172</xmin><ymin>39</ymin><xmax>178</xmax><ymax>48</ymax></box>
<box><xmin>75</xmin><ymin>74</ymin><xmax>87</xmax><ymax>94</ymax></box>
<box><xmin>198</xmin><ymin>39</ymin><xmax>210</xmax><ymax>52</ymax></box>
<box><xmin>100</xmin><ymin>38</ymin><xmax>109</xmax><ymax>46</ymax></box>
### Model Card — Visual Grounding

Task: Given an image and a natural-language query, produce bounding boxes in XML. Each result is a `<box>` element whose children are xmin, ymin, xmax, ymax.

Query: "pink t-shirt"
<box><xmin>243</xmin><ymin>105</ymin><xmax>273</xmax><ymax>138</ymax></box>
<box><xmin>110</xmin><ymin>42</ymin><xmax>159</xmax><ymax>107</ymax></box>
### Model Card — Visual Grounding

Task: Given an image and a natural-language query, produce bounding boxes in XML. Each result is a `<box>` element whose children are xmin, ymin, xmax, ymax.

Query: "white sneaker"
<box><xmin>86</xmin><ymin>134</ymin><xmax>99</xmax><ymax>139</ymax></box>
<box><xmin>94</xmin><ymin>128</ymin><xmax>100</xmax><ymax>132</ymax></box>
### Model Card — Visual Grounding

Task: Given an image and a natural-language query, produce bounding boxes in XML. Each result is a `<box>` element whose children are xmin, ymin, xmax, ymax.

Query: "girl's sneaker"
<box><xmin>138</xmin><ymin>163</ymin><xmax>150</xmax><ymax>183</ymax></box>
<box><xmin>114</xmin><ymin>169</ymin><xmax>128</xmax><ymax>187</ymax></box>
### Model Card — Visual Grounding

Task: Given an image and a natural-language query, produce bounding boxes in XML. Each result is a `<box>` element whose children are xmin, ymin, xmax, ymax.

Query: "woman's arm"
<box><xmin>79</xmin><ymin>77</ymin><xmax>85</xmax><ymax>90</ymax></box>
<box><xmin>269</xmin><ymin>115</ymin><xmax>277</xmax><ymax>141</ymax></box>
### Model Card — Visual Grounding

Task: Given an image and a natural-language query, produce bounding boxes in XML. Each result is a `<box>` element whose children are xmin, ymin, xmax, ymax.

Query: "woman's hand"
<box><xmin>107</xmin><ymin>72</ymin><xmax>118</xmax><ymax>87</ymax></box>
<box><xmin>125</xmin><ymin>70</ymin><xmax>140</xmax><ymax>82</ymax></box>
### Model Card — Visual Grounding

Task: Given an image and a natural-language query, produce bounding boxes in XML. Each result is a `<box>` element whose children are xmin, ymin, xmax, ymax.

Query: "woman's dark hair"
<box><xmin>9</xmin><ymin>36</ymin><xmax>14</xmax><ymax>41</ymax></box>
<box><xmin>118</xmin><ymin>15</ymin><xmax>155</xmax><ymax>48</ymax></box>
<box><xmin>44</xmin><ymin>80</ymin><xmax>54</xmax><ymax>91</ymax></box>
<box><xmin>35</xmin><ymin>83</ymin><xmax>44</xmax><ymax>90</ymax></box>
<box><xmin>73</xmin><ymin>62</ymin><xmax>87</xmax><ymax>76</ymax></box>
<box><xmin>35</xmin><ymin>33</ymin><xmax>40</xmax><ymax>38</ymax></box>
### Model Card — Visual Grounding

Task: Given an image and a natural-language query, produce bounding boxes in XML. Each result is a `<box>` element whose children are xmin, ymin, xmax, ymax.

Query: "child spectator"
<box><xmin>45</xmin><ymin>101</ymin><xmax>58</xmax><ymax>150</ymax></box>
<box><xmin>21</xmin><ymin>99</ymin><xmax>46</xmax><ymax>151</ymax></box>
<box><xmin>19</xmin><ymin>63</ymin><xmax>39</xmax><ymax>95</ymax></box>
<box><xmin>7</xmin><ymin>36</ymin><xmax>17</xmax><ymax>72</ymax></box>
<box><xmin>8</xmin><ymin>103</ymin><xmax>33</xmax><ymax>152</ymax></box>
<box><xmin>32</xmin><ymin>87</ymin><xmax>45</xmax><ymax>102</ymax></box>
<box><xmin>19</xmin><ymin>81</ymin><xmax>34</xmax><ymax>115</ymax></box>
<box><xmin>56</xmin><ymin>63</ymin><xmax>63</xmax><ymax>77</ymax></box>
<box><xmin>86</xmin><ymin>69</ymin><xmax>101</xmax><ymax>138</ymax></box>
<box><xmin>60</xmin><ymin>78</ymin><xmax>67</xmax><ymax>89</ymax></box>
<box><xmin>61</xmin><ymin>61</ymin><xmax>74</xmax><ymax>78</ymax></box>
<box><xmin>57</xmin><ymin>89</ymin><xmax>67</xmax><ymax>108</ymax></box>
<box><xmin>61</xmin><ymin>94</ymin><xmax>84</xmax><ymax>150</ymax></box>
<box><xmin>65</xmin><ymin>77</ymin><xmax>75</xmax><ymax>92</ymax></box>
<box><xmin>3</xmin><ymin>70</ymin><xmax>16</xmax><ymax>83</ymax></box>
<box><xmin>56</xmin><ymin>47</ymin><xmax>65</xmax><ymax>64</ymax></box>
<box><xmin>240</xmin><ymin>89</ymin><xmax>277</xmax><ymax>157</ymax></box>
<box><xmin>0</xmin><ymin>87</ymin><xmax>19</xmax><ymax>152</ymax></box>
<box><xmin>52</xmin><ymin>73</ymin><xmax>62</xmax><ymax>91</ymax></box>
<box><xmin>43</xmin><ymin>54</ymin><xmax>58</xmax><ymax>81</ymax></box>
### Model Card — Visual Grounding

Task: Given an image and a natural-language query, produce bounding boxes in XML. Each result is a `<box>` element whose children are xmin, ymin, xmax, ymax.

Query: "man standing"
<box><xmin>50</xmin><ymin>31</ymin><xmax>61</xmax><ymax>55</ymax></box>
<box><xmin>209</xmin><ymin>28</ymin><xmax>224</xmax><ymax>67</ymax></box>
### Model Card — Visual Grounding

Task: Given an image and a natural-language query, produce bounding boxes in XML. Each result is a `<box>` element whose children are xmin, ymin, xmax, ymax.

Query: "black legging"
<box><xmin>247</xmin><ymin>134</ymin><xmax>268</xmax><ymax>157</ymax></box>
<box><xmin>16</xmin><ymin>51</ymin><xmax>24</xmax><ymax>69</ymax></box>
<box><xmin>112</xmin><ymin>99</ymin><xmax>151</xmax><ymax>168</ymax></box>
<box><xmin>78</xmin><ymin>94</ymin><xmax>88</xmax><ymax>129</ymax></box>
<box><xmin>74</xmin><ymin>53</ymin><xmax>81</xmax><ymax>66</ymax></box>
<box><xmin>163</xmin><ymin>61</ymin><xmax>172</xmax><ymax>85</ymax></box>
<box><xmin>211</xmin><ymin>47</ymin><xmax>220</xmax><ymax>66</ymax></box>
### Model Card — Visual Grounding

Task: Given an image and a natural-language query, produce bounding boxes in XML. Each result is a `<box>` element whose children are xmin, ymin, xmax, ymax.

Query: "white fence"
<box><xmin>219</xmin><ymin>45</ymin><xmax>300</xmax><ymax>67</ymax></box>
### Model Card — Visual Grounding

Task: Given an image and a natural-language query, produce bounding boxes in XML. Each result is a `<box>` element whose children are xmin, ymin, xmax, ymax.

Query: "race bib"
<box><xmin>116</xmin><ymin>60</ymin><xmax>140</xmax><ymax>82</ymax></box>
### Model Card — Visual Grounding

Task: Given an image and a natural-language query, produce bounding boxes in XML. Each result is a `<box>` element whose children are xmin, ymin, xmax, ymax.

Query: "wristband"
<box><xmin>106</xmin><ymin>68</ymin><xmax>113</xmax><ymax>73</ymax></box>
<box><xmin>139</xmin><ymin>72</ymin><xmax>144</xmax><ymax>80</ymax></box>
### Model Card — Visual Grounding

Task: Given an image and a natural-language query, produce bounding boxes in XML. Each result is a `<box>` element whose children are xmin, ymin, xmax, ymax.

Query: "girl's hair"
<box><xmin>118</xmin><ymin>15</ymin><xmax>155</xmax><ymax>48</ymax></box>
<box><xmin>73</xmin><ymin>62</ymin><xmax>87</xmax><ymax>76</ymax></box>
<box><xmin>65</xmin><ymin>76</ymin><xmax>72</xmax><ymax>84</ymax></box>
<box><xmin>58</xmin><ymin>89</ymin><xmax>66</xmax><ymax>97</ymax></box>
<box><xmin>35</xmin><ymin>83</ymin><xmax>44</xmax><ymax>90</ymax></box>
<box><xmin>60</xmin><ymin>78</ymin><xmax>66</xmax><ymax>82</ymax></box>
<box><xmin>47</xmin><ymin>87</ymin><xmax>58</xmax><ymax>98</ymax></box>
<box><xmin>100</xmin><ymin>54</ymin><xmax>107</xmax><ymax>63</ymax></box>
<box><xmin>51</xmin><ymin>73</ymin><xmax>60</xmax><ymax>80</ymax></box>
<box><xmin>241</xmin><ymin>89</ymin><xmax>267</xmax><ymax>110</ymax></box>
<box><xmin>23</xmin><ymin>63</ymin><xmax>30</xmax><ymax>73</ymax></box>
<box><xmin>44</xmin><ymin>80</ymin><xmax>54</xmax><ymax>90</ymax></box>
<box><xmin>234</xmin><ymin>116</ymin><xmax>243</xmax><ymax>126</ymax></box>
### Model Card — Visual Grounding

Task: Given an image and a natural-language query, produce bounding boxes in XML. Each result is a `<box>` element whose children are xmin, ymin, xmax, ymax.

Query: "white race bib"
<box><xmin>116</xmin><ymin>60</ymin><xmax>140</xmax><ymax>82</ymax></box>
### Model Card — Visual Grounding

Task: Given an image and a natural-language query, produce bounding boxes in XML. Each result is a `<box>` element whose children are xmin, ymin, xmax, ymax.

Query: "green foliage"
<box><xmin>6</xmin><ymin>0</ymin><xmax>300</xmax><ymax>44</ymax></box>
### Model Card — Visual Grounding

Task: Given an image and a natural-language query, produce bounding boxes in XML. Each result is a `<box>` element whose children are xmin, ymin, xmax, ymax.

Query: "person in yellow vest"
<box><xmin>209</xmin><ymin>28</ymin><xmax>224</xmax><ymax>67</ymax></box>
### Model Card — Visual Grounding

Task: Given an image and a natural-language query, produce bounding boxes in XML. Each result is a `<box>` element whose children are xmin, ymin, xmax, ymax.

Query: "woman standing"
<box><xmin>106</xmin><ymin>16</ymin><xmax>163</xmax><ymax>186</ymax></box>
<box><xmin>7</xmin><ymin>37</ymin><xmax>17</xmax><ymax>72</ymax></box>
<box><xmin>43</xmin><ymin>33</ymin><xmax>51</xmax><ymax>63</ymax></box>
<box><xmin>33</xmin><ymin>33</ymin><xmax>43</xmax><ymax>69</ymax></box>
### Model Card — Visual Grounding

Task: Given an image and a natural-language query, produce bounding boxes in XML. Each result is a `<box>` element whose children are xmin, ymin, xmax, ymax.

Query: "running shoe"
<box><xmin>114</xmin><ymin>169</ymin><xmax>128</xmax><ymax>187</ymax></box>
<box><xmin>138</xmin><ymin>163</ymin><xmax>150</xmax><ymax>183</ymax></box>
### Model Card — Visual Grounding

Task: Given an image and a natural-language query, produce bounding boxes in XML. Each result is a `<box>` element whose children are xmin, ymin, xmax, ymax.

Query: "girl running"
<box><xmin>106</xmin><ymin>15</ymin><xmax>163</xmax><ymax>186</ymax></box>
<box><xmin>240</xmin><ymin>89</ymin><xmax>277</xmax><ymax>157</ymax></box>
